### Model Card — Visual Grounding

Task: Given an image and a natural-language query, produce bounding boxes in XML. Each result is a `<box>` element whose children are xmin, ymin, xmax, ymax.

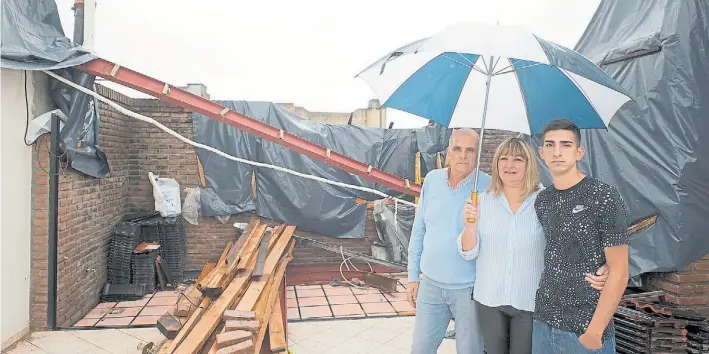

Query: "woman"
<box><xmin>456</xmin><ymin>137</ymin><xmax>608</xmax><ymax>354</ymax></box>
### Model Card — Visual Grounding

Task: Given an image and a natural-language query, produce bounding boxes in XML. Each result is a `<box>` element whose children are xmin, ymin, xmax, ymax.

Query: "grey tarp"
<box><xmin>1</xmin><ymin>0</ymin><xmax>108</xmax><ymax>178</ymax></box>
<box><xmin>191</xmin><ymin>101</ymin><xmax>450</xmax><ymax>238</ymax></box>
<box><xmin>526</xmin><ymin>0</ymin><xmax>709</xmax><ymax>280</ymax></box>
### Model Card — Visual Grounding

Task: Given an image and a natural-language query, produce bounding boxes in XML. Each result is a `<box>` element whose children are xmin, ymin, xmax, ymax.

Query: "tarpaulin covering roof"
<box><xmin>192</xmin><ymin>101</ymin><xmax>451</xmax><ymax>238</ymax></box>
<box><xmin>527</xmin><ymin>0</ymin><xmax>709</xmax><ymax>280</ymax></box>
<box><xmin>1</xmin><ymin>0</ymin><xmax>108</xmax><ymax>178</ymax></box>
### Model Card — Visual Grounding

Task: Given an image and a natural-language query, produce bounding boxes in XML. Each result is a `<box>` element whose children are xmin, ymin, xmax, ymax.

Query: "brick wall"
<box><xmin>30</xmin><ymin>86</ymin><xmax>134</xmax><ymax>329</ymax></box>
<box><xmin>644</xmin><ymin>255</ymin><xmax>709</xmax><ymax>315</ymax></box>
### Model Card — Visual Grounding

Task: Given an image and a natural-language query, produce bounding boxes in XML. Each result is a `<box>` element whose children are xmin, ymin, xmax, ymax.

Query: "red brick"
<box><xmin>695</xmin><ymin>261</ymin><xmax>709</xmax><ymax>271</ymax></box>
<box><xmin>666</xmin><ymin>273</ymin><xmax>709</xmax><ymax>283</ymax></box>
<box><xmin>652</xmin><ymin>280</ymin><xmax>696</xmax><ymax>295</ymax></box>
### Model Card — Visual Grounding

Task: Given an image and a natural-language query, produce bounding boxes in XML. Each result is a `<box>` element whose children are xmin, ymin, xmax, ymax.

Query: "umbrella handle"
<box><xmin>466</xmin><ymin>191</ymin><xmax>478</xmax><ymax>223</ymax></box>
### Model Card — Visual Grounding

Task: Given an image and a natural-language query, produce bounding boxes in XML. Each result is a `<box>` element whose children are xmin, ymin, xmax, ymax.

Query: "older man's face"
<box><xmin>447</xmin><ymin>133</ymin><xmax>478</xmax><ymax>175</ymax></box>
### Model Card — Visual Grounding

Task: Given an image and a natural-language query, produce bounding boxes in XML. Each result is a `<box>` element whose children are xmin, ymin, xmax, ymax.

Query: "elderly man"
<box><xmin>407</xmin><ymin>128</ymin><xmax>489</xmax><ymax>354</ymax></box>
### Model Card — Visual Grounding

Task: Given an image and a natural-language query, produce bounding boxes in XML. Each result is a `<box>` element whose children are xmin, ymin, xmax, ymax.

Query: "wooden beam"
<box><xmin>172</xmin><ymin>226</ymin><xmax>294</xmax><ymax>354</ymax></box>
<box><xmin>163</xmin><ymin>224</ymin><xmax>267</xmax><ymax>353</ymax></box>
<box><xmin>205</xmin><ymin>240</ymin><xmax>295</xmax><ymax>354</ymax></box>
<box><xmin>267</xmin><ymin>297</ymin><xmax>287</xmax><ymax>352</ymax></box>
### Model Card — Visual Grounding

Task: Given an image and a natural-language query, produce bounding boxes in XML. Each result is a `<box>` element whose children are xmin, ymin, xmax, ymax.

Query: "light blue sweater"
<box><xmin>408</xmin><ymin>168</ymin><xmax>492</xmax><ymax>289</ymax></box>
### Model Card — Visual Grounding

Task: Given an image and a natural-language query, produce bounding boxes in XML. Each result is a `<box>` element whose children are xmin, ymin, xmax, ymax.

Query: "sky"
<box><xmin>55</xmin><ymin>0</ymin><xmax>602</xmax><ymax>128</ymax></box>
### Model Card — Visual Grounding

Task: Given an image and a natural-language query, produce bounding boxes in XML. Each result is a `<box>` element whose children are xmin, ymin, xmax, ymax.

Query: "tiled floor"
<box><xmin>288</xmin><ymin>316</ymin><xmax>456</xmax><ymax>353</ymax></box>
<box><xmin>72</xmin><ymin>290</ymin><xmax>179</xmax><ymax>328</ymax></box>
<box><xmin>287</xmin><ymin>273</ymin><xmax>415</xmax><ymax>321</ymax></box>
<box><xmin>3</xmin><ymin>328</ymin><xmax>166</xmax><ymax>354</ymax></box>
<box><xmin>5</xmin><ymin>317</ymin><xmax>456</xmax><ymax>354</ymax></box>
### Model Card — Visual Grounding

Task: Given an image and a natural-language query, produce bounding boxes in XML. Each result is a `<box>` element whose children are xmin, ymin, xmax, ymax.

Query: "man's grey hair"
<box><xmin>448</xmin><ymin>128</ymin><xmax>479</xmax><ymax>146</ymax></box>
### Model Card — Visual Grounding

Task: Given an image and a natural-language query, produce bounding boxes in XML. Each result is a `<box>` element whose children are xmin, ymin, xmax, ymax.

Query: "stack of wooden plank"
<box><xmin>156</xmin><ymin>218</ymin><xmax>295</xmax><ymax>354</ymax></box>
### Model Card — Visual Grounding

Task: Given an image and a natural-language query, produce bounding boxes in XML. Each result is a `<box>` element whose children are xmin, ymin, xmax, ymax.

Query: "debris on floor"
<box><xmin>154</xmin><ymin>218</ymin><xmax>296</xmax><ymax>353</ymax></box>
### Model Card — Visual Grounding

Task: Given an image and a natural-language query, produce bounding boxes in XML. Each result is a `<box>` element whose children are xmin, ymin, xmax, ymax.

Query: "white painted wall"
<box><xmin>0</xmin><ymin>69</ymin><xmax>53</xmax><ymax>349</ymax></box>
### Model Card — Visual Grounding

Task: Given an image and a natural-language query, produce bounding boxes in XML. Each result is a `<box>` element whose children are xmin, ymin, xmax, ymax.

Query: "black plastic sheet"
<box><xmin>191</xmin><ymin>101</ymin><xmax>452</xmax><ymax>238</ymax></box>
<box><xmin>526</xmin><ymin>0</ymin><xmax>709</xmax><ymax>279</ymax></box>
<box><xmin>1</xmin><ymin>0</ymin><xmax>108</xmax><ymax>178</ymax></box>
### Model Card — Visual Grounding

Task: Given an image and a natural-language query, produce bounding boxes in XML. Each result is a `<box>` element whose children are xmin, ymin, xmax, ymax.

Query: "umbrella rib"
<box><xmin>493</xmin><ymin>63</ymin><xmax>544</xmax><ymax>76</ymax></box>
<box><xmin>492</xmin><ymin>59</ymin><xmax>521</xmax><ymax>75</ymax></box>
<box><xmin>442</xmin><ymin>54</ymin><xmax>487</xmax><ymax>76</ymax></box>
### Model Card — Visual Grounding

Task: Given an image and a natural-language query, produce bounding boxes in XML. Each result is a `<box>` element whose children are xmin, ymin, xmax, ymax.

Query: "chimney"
<box><xmin>180</xmin><ymin>83</ymin><xmax>210</xmax><ymax>99</ymax></box>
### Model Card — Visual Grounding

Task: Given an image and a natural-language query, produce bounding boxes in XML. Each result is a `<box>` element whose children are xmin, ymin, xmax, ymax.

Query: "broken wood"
<box><xmin>224</xmin><ymin>320</ymin><xmax>259</xmax><ymax>333</ymax></box>
<box><xmin>168</xmin><ymin>225</ymin><xmax>292</xmax><ymax>354</ymax></box>
<box><xmin>223</xmin><ymin>310</ymin><xmax>257</xmax><ymax>322</ymax></box>
<box><xmin>215</xmin><ymin>339</ymin><xmax>253</xmax><ymax>354</ymax></box>
<box><xmin>216</xmin><ymin>330</ymin><xmax>252</xmax><ymax>349</ymax></box>
<box><xmin>267</xmin><ymin>298</ymin><xmax>287</xmax><ymax>353</ymax></box>
<box><xmin>197</xmin><ymin>263</ymin><xmax>216</xmax><ymax>284</ymax></box>
<box><xmin>162</xmin><ymin>223</ymin><xmax>267</xmax><ymax>353</ymax></box>
<box><xmin>207</xmin><ymin>242</ymin><xmax>295</xmax><ymax>354</ymax></box>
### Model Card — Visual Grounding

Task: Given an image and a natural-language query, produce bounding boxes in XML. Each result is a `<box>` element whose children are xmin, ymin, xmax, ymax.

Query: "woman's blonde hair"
<box><xmin>487</xmin><ymin>137</ymin><xmax>540</xmax><ymax>198</ymax></box>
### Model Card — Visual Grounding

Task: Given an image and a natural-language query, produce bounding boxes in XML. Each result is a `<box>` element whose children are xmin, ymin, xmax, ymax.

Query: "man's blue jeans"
<box><xmin>532</xmin><ymin>319</ymin><xmax>616</xmax><ymax>354</ymax></box>
<box><xmin>411</xmin><ymin>276</ymin><xmax>484</xmax><ymax>354</ymax></box>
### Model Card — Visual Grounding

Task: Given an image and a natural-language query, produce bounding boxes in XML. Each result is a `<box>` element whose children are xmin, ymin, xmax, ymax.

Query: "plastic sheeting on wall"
<box><xmin>525</xmin><ymin>0</ymin><xmax>709</xmax><ymax>280</ymax></box>
<box><xmin>1</xmin><ymin>0</ymin><xmax>108</xmax><ymax>178</ymax></box>
<box><xmin>191</xmin><ymin>101</ymin><xmax>452</xmax><ymax>238</ymax></box>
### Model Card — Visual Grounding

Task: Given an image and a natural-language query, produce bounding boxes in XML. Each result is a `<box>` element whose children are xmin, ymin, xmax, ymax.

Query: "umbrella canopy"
<box><xmin>356</xmin><ymin>22</ymin><xmax>633</xmax><ymax>135</ymax></box>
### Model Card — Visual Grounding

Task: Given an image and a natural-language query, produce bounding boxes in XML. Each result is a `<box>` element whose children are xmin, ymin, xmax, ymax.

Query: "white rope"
<box><xmin>43</xmin><ymin>70</ymin><xmax>417</xmax><ymax>207</ymax></box>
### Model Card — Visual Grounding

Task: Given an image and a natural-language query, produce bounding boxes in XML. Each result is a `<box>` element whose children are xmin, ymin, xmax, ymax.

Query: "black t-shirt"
<box><xmin>533</xmin><ymin>176</ymin><xmax>629</xmax><ymax>339</ymax></box>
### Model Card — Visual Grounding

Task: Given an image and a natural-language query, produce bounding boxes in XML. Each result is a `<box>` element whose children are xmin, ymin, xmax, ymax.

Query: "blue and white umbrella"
<box><xmin>356</xmin><ymin>22</ymin><xmax>633</xmax><ymax>200</ymax></box>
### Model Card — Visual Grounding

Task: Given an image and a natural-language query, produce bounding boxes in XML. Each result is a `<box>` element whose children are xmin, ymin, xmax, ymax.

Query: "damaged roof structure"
<box><xmin>2</xmin><ymin>0</ymin><xmax>709</xmax><ymax>349</ymax></box>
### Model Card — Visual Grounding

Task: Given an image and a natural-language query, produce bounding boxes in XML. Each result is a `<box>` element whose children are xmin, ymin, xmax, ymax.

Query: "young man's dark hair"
<box><xmin>542</xmin><ymin>118</ymin><xmax>581</xmax><ymax>145</ymax></box>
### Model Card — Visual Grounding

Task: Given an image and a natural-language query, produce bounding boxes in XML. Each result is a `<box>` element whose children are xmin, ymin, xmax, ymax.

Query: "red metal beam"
<box><xmin>76</xmin><ymin>58</ymin><xmax>421</xmax><ymax>197</ymax></box>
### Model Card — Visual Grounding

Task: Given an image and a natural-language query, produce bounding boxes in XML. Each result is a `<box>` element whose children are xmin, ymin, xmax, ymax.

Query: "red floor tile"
<box><xmin>331</xmin><ymin>304</ymin><xmax>365</xmax><ymax>317</ymax></box>
<box><xmin>153</xmin><ymin>291</ymin><xmax>180</xmax><ymax>297</ymax></box>
<box><xmin>351</xmin><ymin>287</ymin><xmax>382</xmax><ymax>295</ymax></box>
<box><xmin>73</xmin><ymin>318</ymin><xmax>99</xmax><ymax>327</ymax></box>
<box><xmin>97</xmin><ymin>317</ymin><xmax>134</xmax><ymax>326</ymax></box>
<box><xmin>132</xmin><ymin>316</ymin><xmax>161</xmax><ymax>325</ymax></box>
<box><xmin>383</xmin><ymin>292</ymin><xmax>408</xmax><ymax>301</ymax></box>
<box><xmin>391</xmin><ymin>301</ymin><xmax>415</xmax><ymax>313</ymax></box>
<box><xmin>299</xmin><ymin>305</ymin><xmax>332</xmax><ymax>319</ymax></box>
<box><xmin>296</xmin><ymin>289</ymin><xmax>326</xmax><ymax>298</ymax></box>
<box><xmin>147</xmin><ymin>296</ymin><xmax>178</xmax><ymax>306</ymax></box>
<box><xmin>95</xmin><ymin>302</ymin><xmax>117</xmax><ymax>309</ymax></box>
<box><xmin>295</xmin><ymin>284</ymin><xmax>323</xmax><ymax>291</ymax></box>
<box><xmin>286</xmin><ymin>290</ymin><xmax>296</xmax><ymax>299</ymax></box>
<box><xmin>298</xmin><ymin>297</ymin><xmax>328</xmax><ymax>307</ymax></box>
<box><xmin>116</xmin><ymin>298</ymin><xmax>149</xmax><ymax>308</ymax></box>
<box><xmin>361</xmin><ymin>302</ymin><xmax>395</xmax><ymax>315</ymax></box>
<box><xmin>84</xmin><ymin>308</ymin><xmax>111</xmax><ymax>319</ymax></box>
<box><xmin>355</xmin><ymin>294</ymin><xmax>388</xmax><ymax>303</ymax></box>
<box><xmin>326</xmin><ymin>294</ymin><xmax>358</xmax><ymax>305</ymax></box>
<box><xmin>105</xmin><ymin>307</ymin><xmax>142</xmax><ymax>318</ymax></box>
<box><xmin>139</xmin><ymin>305</ymin><xmax>172</xmax><ymax>316</ymax></box>
<box><xmin>286</xmin><ymin>298</ymin><xmax>298</xmax><ymax>308</ymax></box>
<box><xmin>322</xmin><ymin>286</ymin><xmax>353</xmax><ymax>297</ymax></box>
<box><xmin>287</xmin><ymin>307</ymin><xmax>300</xmax><ymax>320</ymax></box>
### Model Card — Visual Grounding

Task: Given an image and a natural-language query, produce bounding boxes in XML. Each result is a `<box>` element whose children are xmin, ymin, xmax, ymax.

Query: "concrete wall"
<box><xmin>1</xmin><ymin>69</ymin><xmax>54</xmax><ymax>349</ymax></box>
<box><xmin>278</xmin><ymin>99</ymin><xmax>386</xmax><ymax>128</ymax></box>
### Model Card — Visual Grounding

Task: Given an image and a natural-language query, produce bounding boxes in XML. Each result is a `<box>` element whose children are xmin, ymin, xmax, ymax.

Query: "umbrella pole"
<box><xmin>469</xmin><ymin>55</ymin><xmax>494</xmax><ymax>223</ymax></box>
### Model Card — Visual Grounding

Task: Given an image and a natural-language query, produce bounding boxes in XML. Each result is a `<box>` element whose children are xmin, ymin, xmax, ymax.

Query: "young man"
<box><xmin>532</xmin><ymin>119</ymin><xmax>630</xmax><ymax>353</ymax></box>
<box><xmin>407</xmin><ymin>128</ymin><xmax>490</xmax><ymax>354</ymax></box>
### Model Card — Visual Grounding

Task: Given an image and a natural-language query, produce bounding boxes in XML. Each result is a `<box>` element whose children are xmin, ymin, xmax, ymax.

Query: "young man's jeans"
<box><xmin>532</xmin><ymin>319</ymin><xmax>616</xmax><ymax>354</ymax></box>
<box><xmin>411</xmin><ymin>276</ymin><xmax>484</xmax><ymax>354</ymax></box>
